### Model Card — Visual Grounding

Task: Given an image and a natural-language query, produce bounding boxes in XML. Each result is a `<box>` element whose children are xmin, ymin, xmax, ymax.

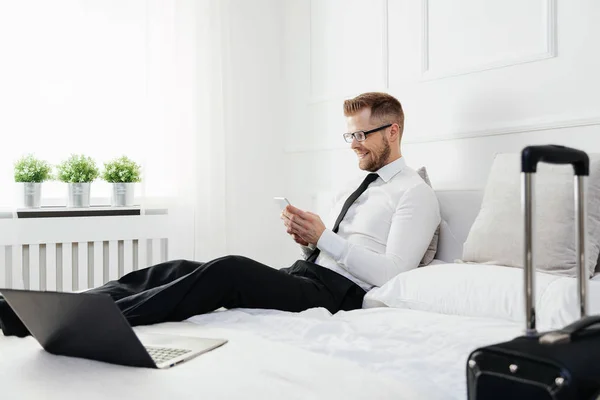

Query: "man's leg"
<box><xmin>170</xmin><ymin>256</ymin><xmax>340</xmax><ymax>320</ymax></box>
<box><xmin>0</xmin><ymin>296</ymin><xmax>28</xmax><ymax>337</ymax></box>
<box><xmin>115</xmin><ymin>255</ymin><xmax>339</xmax><ymax>327</ymax></box>
<box><xmin>0</xmin><ymin>259</ymin><xmax>203</xmax><ymax>337</ymax></box>
<box><xmin>87</xmin><ymin>258</ymin><xmax>204</xmax><ymax>301</ymax></box>
<box><xmin>0</xmin><ymin>255</ymin><xmax>343</xmax><ymax>336</ymax></box>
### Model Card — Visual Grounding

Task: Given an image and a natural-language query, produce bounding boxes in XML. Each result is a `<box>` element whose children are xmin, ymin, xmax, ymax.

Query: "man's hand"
<box><xmin>281</xmin><ymin>205</ymin><xmax>326</xmax><ymax>246</ymax></box>
<box><xmin>291</xmin><ymin>233</ymin><xmax>310</xmax><ymax>246</ymax></box>
<box><xmin>281</xmin><ymin>206</ymin><xmax>310</xmax><ymax>245</ymax></box>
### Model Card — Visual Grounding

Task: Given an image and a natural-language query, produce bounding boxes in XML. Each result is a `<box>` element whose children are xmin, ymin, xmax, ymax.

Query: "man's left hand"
<box><xmin>281</xmin><ymin>205</ymin><xmax>326</xmax><ymax>246</ymax></box>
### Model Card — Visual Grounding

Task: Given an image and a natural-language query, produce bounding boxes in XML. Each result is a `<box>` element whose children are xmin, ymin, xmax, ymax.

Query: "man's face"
<box><xmin>346</xmin><ymin>108</ymin><xmax>391</xmax><ymax>172</ymax></box>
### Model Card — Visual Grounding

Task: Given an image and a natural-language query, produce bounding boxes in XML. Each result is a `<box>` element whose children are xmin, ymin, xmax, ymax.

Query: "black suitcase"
<box><xmin>466</xmin><ymin>145</ymin><xmax>600</xmax><ymax>400</ymax></box>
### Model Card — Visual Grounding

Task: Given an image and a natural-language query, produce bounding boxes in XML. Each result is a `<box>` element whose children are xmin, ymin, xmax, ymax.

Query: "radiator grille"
<box><xmin>0</xmin><ymin>212</ymin><xmax>170</xmax><ymax>292</ymax></box>
<box><xmin>0</xmin><ymin>239</ymin><xmax>167</xmax><ymax>291</ymax></box>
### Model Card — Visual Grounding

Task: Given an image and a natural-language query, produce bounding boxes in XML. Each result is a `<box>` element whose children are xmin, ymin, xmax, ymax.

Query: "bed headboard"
<box><xmin>434</xmin><ymin>189</ymin><xmax>483</xmax><ymax>263</ymax></box>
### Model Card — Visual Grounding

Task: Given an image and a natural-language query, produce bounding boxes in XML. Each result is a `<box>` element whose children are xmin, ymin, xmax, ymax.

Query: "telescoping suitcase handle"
<box><xmin>521</xmin><ymin>145</ymin><xmax>590</xmax><ymax>336</ymax></box>
<box><xmin>522</xmin><ymin>145</ymin><xmax>590</xmax><ymax>175</ymax></box>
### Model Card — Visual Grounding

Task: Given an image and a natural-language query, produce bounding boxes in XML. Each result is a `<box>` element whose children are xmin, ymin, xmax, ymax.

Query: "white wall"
<box><xmin>278</xmin><ymin>0</ymin><xmax>600</xmax><ymax>260</ymax></box>
<box><xmin>6</xmin><ymin>1</ymin><xmax>598</xmax><ymax>268</ymax></box>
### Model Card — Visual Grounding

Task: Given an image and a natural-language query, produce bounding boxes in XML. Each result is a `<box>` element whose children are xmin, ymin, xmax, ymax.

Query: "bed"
<box><xmin>1</xmin><ymin>189</ymin><xmax>598</xmax><ymax>399</ymax></box>
<box><xmin>0</xmin><ymin>305</ymin><xmax>521</xmax><ymax>400</ymax></box>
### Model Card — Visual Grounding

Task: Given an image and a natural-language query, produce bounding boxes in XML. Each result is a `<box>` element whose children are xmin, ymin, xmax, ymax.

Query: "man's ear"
<box><xmin>389</xmin><ymin>123</ymin><xmax>401</xmax><ymax>142</ymax></box>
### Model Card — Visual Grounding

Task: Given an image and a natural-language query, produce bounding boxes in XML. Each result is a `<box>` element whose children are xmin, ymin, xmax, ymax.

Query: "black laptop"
<box><xmin>0</xmin><ymin>289</ymin><xmax>227</xmax><ymax>368</ymax></box>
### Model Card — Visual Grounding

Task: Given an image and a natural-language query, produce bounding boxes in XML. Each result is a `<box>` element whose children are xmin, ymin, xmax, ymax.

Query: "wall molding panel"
<box><xmin>286</xmin><ymin>0</ymin><xmax>600</xmax><ymax>154</ymax></box>
<box><xmin>420</xmin><ymin>0</ymin><xmax>557</xmax><ymax>81</ymax></box>
<box><xmin>381</xmin><ymin>0</ymin><xmax>390</xmax><ymax>90</ymax></box>
<box><xmin>308</xmin><ymin>0</ymin><xmax>389</xmax><ymax>104</ymax></box>
<box><xmin>307</xmin><ymin>0</ymin><xmax>558</xmax><ymax>101</ymax></box>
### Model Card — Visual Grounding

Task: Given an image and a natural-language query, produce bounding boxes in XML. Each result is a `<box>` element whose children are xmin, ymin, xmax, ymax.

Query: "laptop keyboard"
<box><xmin>145</xmin><ymin>346</ymin><xmax>191</xmax><ymax>364</ymax></box>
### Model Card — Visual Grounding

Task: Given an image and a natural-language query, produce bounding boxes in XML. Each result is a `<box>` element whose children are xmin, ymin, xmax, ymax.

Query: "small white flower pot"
<box><xmin>68</xmin><ymin>183</ymin><xmax>91</xmax><ymax>208</ymax></box>
<box><xmin>111</xmin><ymin>183</ymin><xmax>135</xmax><ymax>207</ymax></box>
<box><xmin>20</xmin><ymin>182</ymin><xmax>42</xmax><ymax>209</ymax></box>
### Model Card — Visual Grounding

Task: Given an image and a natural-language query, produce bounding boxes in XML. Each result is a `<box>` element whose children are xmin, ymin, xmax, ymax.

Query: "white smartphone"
<box><xmin>273</xmin><ymin>197</ymin><xmax>291</xmax><ymax>211</ymax></box>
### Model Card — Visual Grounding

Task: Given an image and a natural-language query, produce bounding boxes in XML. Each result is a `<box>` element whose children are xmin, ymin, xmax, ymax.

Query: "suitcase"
<box><xmin>466</xmin><ymin>145</ymin><xmax>600</xmax><ymax>400</ymax></box>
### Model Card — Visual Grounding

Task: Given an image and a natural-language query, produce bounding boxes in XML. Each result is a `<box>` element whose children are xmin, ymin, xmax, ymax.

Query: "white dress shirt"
<box><xmin>301</xmin><ymin>157</ymin><xmax>441</xmax><ymax>291</ymax></box>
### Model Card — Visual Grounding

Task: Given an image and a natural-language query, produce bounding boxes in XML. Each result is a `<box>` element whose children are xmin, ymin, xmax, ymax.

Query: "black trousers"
<box><xmin>0</xmin><ymin>256</ymin><xmax>366</xmax><ymax>337</ymax></box>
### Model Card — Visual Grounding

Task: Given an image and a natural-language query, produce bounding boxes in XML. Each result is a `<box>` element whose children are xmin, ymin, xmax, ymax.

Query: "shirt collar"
<box><xmin>375</xmin><ymin>157</ymin><xmax>406</xmax><ymax>183</ymax></box>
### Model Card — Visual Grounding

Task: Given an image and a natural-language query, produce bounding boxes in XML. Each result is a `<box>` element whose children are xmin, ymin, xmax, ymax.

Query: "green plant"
<box><xmin>14</xmin><ymin>154</ymin><xmax>52</xmax><ymax>183</ymax></box>
<box><xmin>102</xmin><ymin>156</ymin><xmax>142</xmax><ymax>183</ymax></box>
<box><xmin>56</xmin><ymin>154</ymin><xmax>99</xmax><ymax>183</ymax></box>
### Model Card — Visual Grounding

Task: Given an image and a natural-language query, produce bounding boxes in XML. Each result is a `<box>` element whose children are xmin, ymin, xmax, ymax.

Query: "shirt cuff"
<box><xmin>316</xmin><ymin>229</ymin><xmax>346</xmax><ymax>261</ymax></box>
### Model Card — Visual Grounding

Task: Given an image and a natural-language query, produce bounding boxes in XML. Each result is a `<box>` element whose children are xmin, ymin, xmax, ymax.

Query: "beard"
<box><xmin>359</xmin><ymin>139</ymin><xmax>391</xmax><ymax>172</ymax></box>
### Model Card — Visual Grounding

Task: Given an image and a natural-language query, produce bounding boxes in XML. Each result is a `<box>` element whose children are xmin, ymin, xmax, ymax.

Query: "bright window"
<box><xmin>0</xmin><ymin>0</ymin><xmax>196</xmax><ymax>207</ymax></box>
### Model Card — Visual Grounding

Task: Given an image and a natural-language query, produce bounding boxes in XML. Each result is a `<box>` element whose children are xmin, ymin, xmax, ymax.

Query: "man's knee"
<box><xmin>203</xmin><ymin>255</ymin><xmax>250</xmax><ymax>277</ymax></box>
<box><xmin>159</xmin><ymin>259</ymin><xmax>202</xmax><ymax>274</ymax></box>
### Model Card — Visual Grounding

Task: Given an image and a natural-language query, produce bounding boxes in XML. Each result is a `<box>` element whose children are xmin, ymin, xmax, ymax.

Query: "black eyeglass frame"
<box><xmin>343</xmin><ymin>123</ymin><xmax>393</xmax><ymax>143</ymax></box>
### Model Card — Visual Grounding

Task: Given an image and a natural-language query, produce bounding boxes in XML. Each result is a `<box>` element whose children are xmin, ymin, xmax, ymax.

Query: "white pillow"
<box><xmin>363</xmin><ymin>263</ymin><xmax>600</xmax><ymax>330</ymax></box>
<box><xmin>461</xmin><ymin>153</ymin><xmax>600</xmax><ymax>278</ymax></box>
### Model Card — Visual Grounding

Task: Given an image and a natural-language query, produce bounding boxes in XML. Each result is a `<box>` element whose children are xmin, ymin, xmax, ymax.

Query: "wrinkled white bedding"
<box><xmin>0</xmin><ymin>306</ymin><xmax>522</xmax><ymax>400</ymax></box>
<box><xmin>187</xmin><ymin>306</ymin><xmax>524</xmax><ymax>399</ymax></box>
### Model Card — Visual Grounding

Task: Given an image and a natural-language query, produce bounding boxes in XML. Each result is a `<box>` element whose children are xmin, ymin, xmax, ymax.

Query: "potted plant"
<box><xmin>56</xmin><ymin>154</ymin><xmax>99</xmax><ymax>208</ymax></box>
<box><xmin>102</xmin><ymin>156</ymin><xmax>141</xmax><ymax>207</ymax></box>
<box><xmin>13</xmin><ymin>154</ymin><xmax>52</xmax><ymax>208</ymax></box>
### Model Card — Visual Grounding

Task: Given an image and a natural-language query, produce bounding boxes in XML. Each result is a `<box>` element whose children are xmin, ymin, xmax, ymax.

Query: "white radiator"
<box><xmin>0</xmin><ymin>210</ymin><xmax>170</xmax><ymax>292</ymax></box>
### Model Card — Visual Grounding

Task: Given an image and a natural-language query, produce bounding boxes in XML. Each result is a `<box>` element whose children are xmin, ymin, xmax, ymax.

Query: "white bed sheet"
<box><xmin>187</xmin><ymin>306</ymin><xmax>523</xmax><ymax>399</ymax></box>
<box><xmin>0</xmin><ymin>314</ymin><xmax>441</xmax><ymax>400</ymax></box>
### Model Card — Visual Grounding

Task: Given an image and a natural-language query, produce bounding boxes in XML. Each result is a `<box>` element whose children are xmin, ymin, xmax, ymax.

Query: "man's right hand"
<box><xmin>291</xmin><ymin>233</ymin><xmax>309</xmax><ymax>246</ymax></box>
<box><xmin>281</xmin><ymin>206</ymin><xmax>310</xmax><ymax>246</ymax></box>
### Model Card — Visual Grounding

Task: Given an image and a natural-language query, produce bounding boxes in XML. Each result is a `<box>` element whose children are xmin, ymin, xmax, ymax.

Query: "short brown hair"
<box><xmin>343</xmin><ymin>92</ymin><xmax>404</xmax><ymax>135</ymax></box>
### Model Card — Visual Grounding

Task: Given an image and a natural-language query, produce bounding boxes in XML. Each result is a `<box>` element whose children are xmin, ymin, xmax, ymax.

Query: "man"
<box><xmin>0</xmin><ymin>92</ymin><xmax>440</xmax><ymax>337</ymax></box>
<box><xmin>284</xmin><ymin>92</ymin><xmax>440</xmax><ymax>291</ymax></box>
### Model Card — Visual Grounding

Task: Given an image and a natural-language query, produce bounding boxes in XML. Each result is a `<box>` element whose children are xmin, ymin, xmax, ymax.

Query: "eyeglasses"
<box><xmin>342</xmin><ymin>124</ymin><xmax>392</xmax><ymax>143</ymax></box>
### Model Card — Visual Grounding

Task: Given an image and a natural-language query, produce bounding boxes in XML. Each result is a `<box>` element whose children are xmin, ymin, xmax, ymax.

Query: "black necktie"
<box><xmin>307</xmin><ymin>173</ymin><xmax>379</xmax><ymax>263</ymax></box>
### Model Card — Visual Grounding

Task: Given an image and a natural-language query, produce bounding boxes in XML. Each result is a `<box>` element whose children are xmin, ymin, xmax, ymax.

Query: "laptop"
<box><xmin>0</xmin><ymin>289</ymin><xmax>227</xmax><ymax>369</ymax></box>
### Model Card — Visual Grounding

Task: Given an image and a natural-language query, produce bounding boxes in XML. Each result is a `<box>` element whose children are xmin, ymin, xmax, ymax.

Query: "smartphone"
<box><xmin>273</xmin><ymin>197</ymin><xmax>291</xmax><ymax>211</ymax></box>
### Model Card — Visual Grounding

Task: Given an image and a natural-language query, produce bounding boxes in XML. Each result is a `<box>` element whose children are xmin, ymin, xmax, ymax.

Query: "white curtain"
<box><xmin>193</xmin><ymin>0</ymin><xmax>229</xmax><ymax>260</ymax></box>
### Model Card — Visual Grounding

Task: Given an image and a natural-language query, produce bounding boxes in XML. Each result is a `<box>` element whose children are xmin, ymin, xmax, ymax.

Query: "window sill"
<box><xmin>0</xmin><ymin>205</ymin><xmax>168</xmax><ymax>219</ymax></box>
